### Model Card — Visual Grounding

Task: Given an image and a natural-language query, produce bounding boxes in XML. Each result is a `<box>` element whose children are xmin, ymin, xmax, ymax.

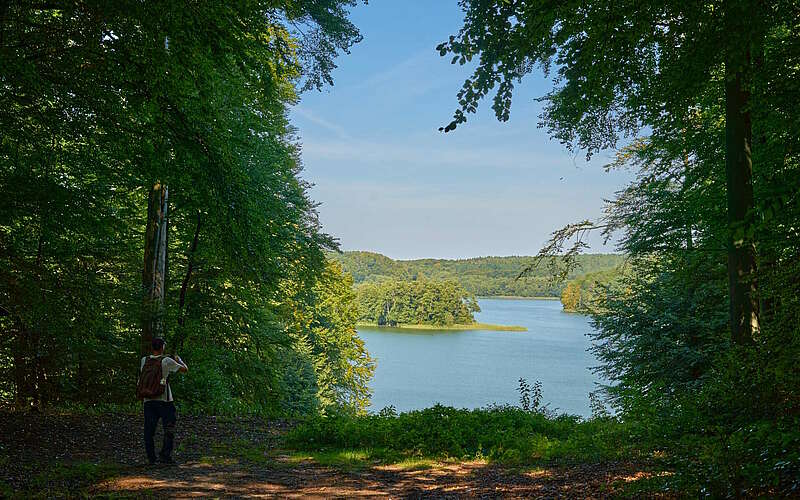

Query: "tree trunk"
<box><xmin>13</xmin><ymin>320</ymin><xmax>30</xmax><ymax>409</ymax></box>
<box><xmin>174</xmin><ymin>211</ymin><xmax>201</xmax><ymax>354</ymax></box>
<box><xmin>142</xmin><ymin>183</ymin><xmax>169</xmax><ymax>354</ymax></box>
<box><xmin>725</xmin><ymin>41</ymin><xmax>759</xmax><ymax>345</ymax></box>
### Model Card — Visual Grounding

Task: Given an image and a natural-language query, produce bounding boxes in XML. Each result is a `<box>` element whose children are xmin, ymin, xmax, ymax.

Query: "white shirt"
<box><xmin>139</xmin><ymin>355</ymin><xmax>185</xmax><ymax>402</ymax></box>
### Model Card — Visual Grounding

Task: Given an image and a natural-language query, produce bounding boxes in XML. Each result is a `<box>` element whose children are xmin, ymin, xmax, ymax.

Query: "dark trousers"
<box><xmin>143</xmin><ymin>400</ymin><xmax>177</xmax><ymax>462</ymax></box>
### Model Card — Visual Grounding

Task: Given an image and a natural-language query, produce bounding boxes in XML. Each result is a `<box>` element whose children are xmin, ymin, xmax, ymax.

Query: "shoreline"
<box><xmin>477</xmin><ymin>295</ymin><xmax>560</xmax><ymax>301</ymax></box>
<box><xmin>356</xmin><ymin>322</ymin><xmax>527</xmax><ymax>332</ymax></box>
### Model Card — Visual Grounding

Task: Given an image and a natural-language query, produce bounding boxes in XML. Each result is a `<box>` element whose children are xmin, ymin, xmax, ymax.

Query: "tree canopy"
<box><xmin>439</xmin><ymin>0</ymin><xmax>800</xmax><ymax>345</ymax></box>
<box><xmin>355</xmin><ymin>279</ymin><xmax>479</xmax><ymax>327</ymax></box>
<box><xmin>0</xmin><ymin>0</ymin><xmax>372</xmax><ymax>415</ymax></box>
<box><xmin>443</xmin><ymin>0</ymin><xmax>800</xmax><ymax>493</ymax></box>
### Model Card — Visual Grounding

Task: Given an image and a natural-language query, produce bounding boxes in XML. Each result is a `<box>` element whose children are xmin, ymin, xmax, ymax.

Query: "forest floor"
<box><xmin>0</xmin><ymin>412</ymin><xmax>665</xmax><ymax>498</ymax></box>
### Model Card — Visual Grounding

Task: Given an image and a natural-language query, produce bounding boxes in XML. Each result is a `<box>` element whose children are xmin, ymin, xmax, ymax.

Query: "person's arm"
<box><xmin>162</xmin><ymin>356</ymin><xmax>187</xmax><ymax>377</ymax></box>
<box><xmin>173</xmin><ymin>355</ymin><xmax>188</xmax><ymax>373</ymax></box>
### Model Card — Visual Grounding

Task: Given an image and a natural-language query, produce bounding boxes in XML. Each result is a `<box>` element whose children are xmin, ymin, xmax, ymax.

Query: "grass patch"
<box><xmin>281</xmin><ymin>449</ymin><xmax>373</xmax><ymax>471</ymax></box>
<box><xmin>196</xmin><ymin>432</ymin><xmax>447</xmax><ymax>474</ymax></box>
<box><xmin>279</xmin><ymin>449</ymin><xmax>439</xmax><ymax>472</ymax></box>
<box><xmin>521</xmin><ymin>465</ymin><xmax>551</xmax><ymax>477</ymax></box>
<box><xmin>205</xmin><ymin>439</ymin><xmax>272</xmax><ymax>465</ymax></box>
<box><xmin>388</xmin><ymin>457</ymin><xmax>438</xmax><ymax>471</ymax></box>
<box><xmin>286</xmin><ymin>404</ymin><xmax>646</xmax><ymax>467</ymax></box>
<box><xmin>356</xmin><ymin>322</ymin><xmax>527</xmax><ymax>332</ymax></box>
<box><xmin>611</xmin><ymin>470</ymin><xmax>676</xmax><ymax>498</ymax></box>
<box><xmin>22</xmin><ymin>460</ymin><xmax>122</xmax><ymax>498</ymax></box>
<box><xmin>198</xmin><ymin>454</ymin><xmax>240</xmax><ymax>466</ymax></box>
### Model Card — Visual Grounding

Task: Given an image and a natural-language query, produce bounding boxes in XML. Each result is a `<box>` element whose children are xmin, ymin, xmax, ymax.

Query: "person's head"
<box><xmin>151</xmin><ymin>337</ymin><xmax>166</xmax><ymax>355</ymax></box>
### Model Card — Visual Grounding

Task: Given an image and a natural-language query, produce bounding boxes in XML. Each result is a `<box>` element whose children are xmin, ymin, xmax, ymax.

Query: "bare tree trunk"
<box><xmin>142</xmin><ymin>183</ymin><xmax>169</xmax><ymax>354</ymax></box>
<box><xmin>174</xmin><ymin>211</ymin><xmax>201</xmax><ymax>354</ymax></box>
<box><xmin>725</xmin><ymin>29</ymin><xmax>759</xmax><ymax>345</ymax></box>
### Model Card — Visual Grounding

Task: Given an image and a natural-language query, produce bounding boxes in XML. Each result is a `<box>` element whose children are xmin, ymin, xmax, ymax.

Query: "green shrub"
<box><xmin>286</xmin><ymin>404</ymin><xmax>640</xmax><ymax>465</ymax></box>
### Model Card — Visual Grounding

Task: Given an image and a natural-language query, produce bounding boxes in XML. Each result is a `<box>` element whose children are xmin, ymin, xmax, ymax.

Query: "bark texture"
<box><xmin>142</xmin><ymin>183</ymin><xmax>169</xmax><ymax>354</ymax></box>
<box><xmin>724</xmin><ymin>15</ymin><xmax>759</xmax><ymax>344</ymax></box>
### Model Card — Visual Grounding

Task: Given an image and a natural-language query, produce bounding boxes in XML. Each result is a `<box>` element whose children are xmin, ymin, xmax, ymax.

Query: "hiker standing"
<box><xmin>136</xmin><ymin>337</ymin><xmax>188</xmax><ymax>465</ymax></box>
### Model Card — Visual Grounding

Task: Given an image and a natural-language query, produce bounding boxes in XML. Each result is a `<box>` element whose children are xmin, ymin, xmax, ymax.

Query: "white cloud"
<box><xmin>300</xmin><ymin>136</ymin><xmax>571</xmax><ymax>172</ymax></box>
<box><xmin>291</xmin><ymin>106</ymin><xmax>352</xmax><ymax>140</ymax></box>
<box><xmin>351</xmin><ymin>48</ymin><xmax>456</xmax><ymax>97</ymax></box>
<box><xmin>354</xmin><ymin>49</ymin><xmax>430</xmax><ymax>90</ymax></box>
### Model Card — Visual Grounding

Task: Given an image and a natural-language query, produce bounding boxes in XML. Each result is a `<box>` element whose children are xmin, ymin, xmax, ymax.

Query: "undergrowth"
<box><xmin>285</xmin><ymin>404</ymin><xmax>646</xmax><ymax>466</ymax></box>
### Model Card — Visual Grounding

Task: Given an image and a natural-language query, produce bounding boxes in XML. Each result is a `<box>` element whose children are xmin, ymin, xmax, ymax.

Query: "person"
<box><xmin>140</xmin><ymin>337</ymin><xmax>188</xmax><ymax>465</ymax></box>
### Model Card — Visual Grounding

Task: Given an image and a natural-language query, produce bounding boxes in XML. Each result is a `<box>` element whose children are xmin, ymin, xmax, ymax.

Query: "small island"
<box><xmin>355</xmin><ymin>279</ymin><xmax>527</xmax><ymax>331</ymax></box>
<box><xmin>356</xmin><ymin>321</ymin><xmax>527</xmax><ymax>331</ymax></box>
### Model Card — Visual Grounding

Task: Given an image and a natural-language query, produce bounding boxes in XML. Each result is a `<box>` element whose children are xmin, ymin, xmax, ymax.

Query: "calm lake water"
<box><xmin>358</xmin><ymin>298</ymin><xmax>603</xmax><ymax>417</ymax></box>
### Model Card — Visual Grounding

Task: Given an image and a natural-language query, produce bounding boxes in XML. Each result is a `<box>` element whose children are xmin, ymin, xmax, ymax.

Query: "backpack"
<box><xmin>136</xmin><ymin>356</ymin><xmax>167</xmax><ymax>400</ymax></box>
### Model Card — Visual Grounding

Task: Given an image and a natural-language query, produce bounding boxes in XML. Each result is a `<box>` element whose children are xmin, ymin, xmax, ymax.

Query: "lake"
<box><xmin>358</xmin><ymin>298</ymin><xmax>604</xmax><ymax>417</ymax></box>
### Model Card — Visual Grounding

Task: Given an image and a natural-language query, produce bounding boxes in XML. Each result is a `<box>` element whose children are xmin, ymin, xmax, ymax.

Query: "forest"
<box><xmin>0</xmin><ymin>1</ymin><xmax>373</xmax><ymax>416</ymax></box>
<box><xmin>2</xmin><ymin>0</ymin><xmax>799</xmax><ymax>497</ymax></box>
<box><xmin>330</xmin><ymin>250</ymin><xmax>624</xmax><ymax>298</ymax></box>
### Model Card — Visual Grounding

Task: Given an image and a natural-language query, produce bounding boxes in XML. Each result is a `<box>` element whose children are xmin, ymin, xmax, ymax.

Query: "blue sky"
<box><xmin>291</xmin><ymin>1</ymin><xmax>635</xmax><ymax>260</ymax></box>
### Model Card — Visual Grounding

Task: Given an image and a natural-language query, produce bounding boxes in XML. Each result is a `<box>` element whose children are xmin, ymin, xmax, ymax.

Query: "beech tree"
<box><xmin>0</xmin><ymin>0</ymin><xmax>371</xmax><ymax>412</ymax></box>
<box><xmin>437</xmin><ymin>0</ymin><xmax>799</xmax><ymax>344</ymax></box>
<box><xmin>440</xmin><ymin>5</ymin><xmax>800</xmax><ymax>491</ymax></box>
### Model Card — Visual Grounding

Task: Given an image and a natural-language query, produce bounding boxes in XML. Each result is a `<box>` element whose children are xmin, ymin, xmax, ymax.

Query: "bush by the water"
<box><xmin>286</xmin><ymin>405</ymin><xmax>639</xmax><ymax>465</ymax></box>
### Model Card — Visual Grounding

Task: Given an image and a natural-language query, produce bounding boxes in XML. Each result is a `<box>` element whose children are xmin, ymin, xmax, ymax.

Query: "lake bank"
<box><xmin>356</xmin><ymin>322</ymin><xmax>527</xmax><ymax>332</ymax></box>
<box><xmin>478</xmin><ymin>295</ymin><xmax>561</xmax><ymax>301</ymax></box>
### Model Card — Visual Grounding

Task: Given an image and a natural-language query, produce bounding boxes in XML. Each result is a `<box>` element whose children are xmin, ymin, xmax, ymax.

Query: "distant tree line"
<box><xmin>330</xmin><ymin>251</ymin><xmax>624</xmax><ymax>298</ymax></box>
<box><xmin>355</xmin><ymin>280</ymin><xmax>479</xmax><ymax>327</ymax></box>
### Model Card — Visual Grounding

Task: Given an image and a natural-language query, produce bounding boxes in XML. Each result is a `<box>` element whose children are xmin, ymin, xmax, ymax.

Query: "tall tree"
<box><xmin>437</xmin><ymin>0</ymin><xmax>791</xmax><ymax>344</ymax></box>
<box><xmin>142</xmin><ymin>183</ymin><xmax>168</xmax><ymax>354</ymax></box>
<box><xmin>0</xmin><ymin>0</ymin><xmax>369</xmax><ymax>411</ymax></box>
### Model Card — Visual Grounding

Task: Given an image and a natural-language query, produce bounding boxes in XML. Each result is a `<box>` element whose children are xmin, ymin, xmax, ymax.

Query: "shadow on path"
<box><xmin>97</xmin><ymin>457</ymin><xmax>654</xmax><ymax>498</ymax></box>
<box><xmin>1</xmin><ymin>412</ymin><xmax>659</xmax><ymax>498</ymax></box>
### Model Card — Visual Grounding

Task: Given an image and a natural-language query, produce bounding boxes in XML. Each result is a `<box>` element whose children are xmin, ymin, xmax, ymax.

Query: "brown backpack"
<box><xmin>136</xmin><ymin>356</ymin><xmax>167</xmax><ymax>400</ymax></box>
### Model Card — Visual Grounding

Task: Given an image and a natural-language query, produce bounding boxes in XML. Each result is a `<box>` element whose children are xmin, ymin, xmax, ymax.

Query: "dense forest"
<box><xmin>329</xmin><ymin>251</ymin><xmax>624</xmax><ymax>297</ymax></box>
<box><xmin>0</xmin><ymin>1</ymin><xmax>373</xmax><ymax>416</ymax></box>
<box><xmin>355</xmin><ymin>280</ymin><xmax>479</xmax><ymax>327</ymax></box>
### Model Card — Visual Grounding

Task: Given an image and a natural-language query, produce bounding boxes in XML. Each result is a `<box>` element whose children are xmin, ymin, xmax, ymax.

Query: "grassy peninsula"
<box><xmin>479</xmin><ymin>295</ymin><xmax>560</xmax><ymax>300</ymax></box>
<box><xmin>357</xmin><ymin>322</ymin><xmax>527</xmax><ymax>332</ymax></box>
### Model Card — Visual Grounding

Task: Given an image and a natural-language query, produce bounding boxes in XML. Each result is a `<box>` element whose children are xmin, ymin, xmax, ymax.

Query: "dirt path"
<box><xmin>95</xmin><ymin>458</ymin><xmax>652</xmax><ymax>498</ymax></box>
<box><xmin>0</xmin><ymin>412</ymin><xmax>658</xmax><ymax>498</ymax></box>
